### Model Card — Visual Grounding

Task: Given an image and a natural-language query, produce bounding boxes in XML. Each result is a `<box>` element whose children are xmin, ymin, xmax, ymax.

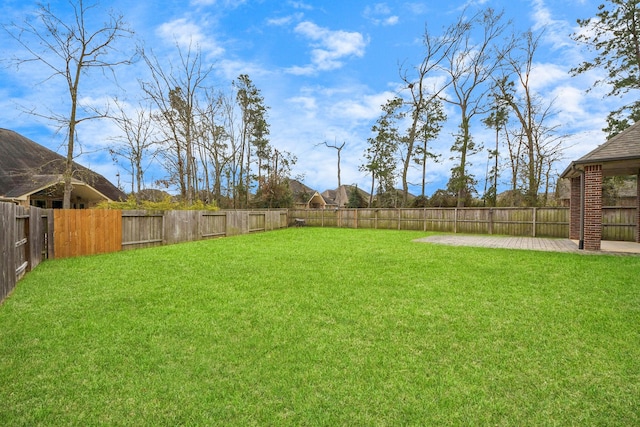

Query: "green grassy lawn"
<box><xmin>1</xmin><ymin>228</ymin><xmax>639</xmax><ymax>426</ymax></box>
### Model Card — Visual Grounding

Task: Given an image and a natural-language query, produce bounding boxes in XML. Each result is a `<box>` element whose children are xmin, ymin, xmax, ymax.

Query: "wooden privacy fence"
<box><xmin>289</xmin><ymin>206</ymin><xmax>637</xmax><ymax>241</ymax></box>
<box><xmin>54</xmin><ymin>209</ymin><xmax>122</xmax><ymax>258</ymax></box>
<box><xmin>0</xmin><ymin>203</ymin><xmax>52</xmax><ymax>303</ymax></box>
<box><xmin>53</xmin><ymin>209</ymin><xmax>288</xmax><ymax>256</ymax></box>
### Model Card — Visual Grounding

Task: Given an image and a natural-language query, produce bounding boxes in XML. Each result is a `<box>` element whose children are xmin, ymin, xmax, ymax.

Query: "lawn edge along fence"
<box><xmin>0</xmin><ymin>204</ymin><xmax>287</xmax><ymax>303</ymax></box>
<box><xmin>2</xmin><ymin>202</ymin><xmax>637</xmax><ymax>303</ymax></box>
<box><xmin>290</xmin><ymin>206</ymin><xmax>638</xmax><ymax>241</ymax></box>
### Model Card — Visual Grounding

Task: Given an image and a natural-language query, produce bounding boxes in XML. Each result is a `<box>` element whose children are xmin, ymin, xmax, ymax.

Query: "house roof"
<box><xmin>561</xmin><ymin>121</ymin><xmax>640</xmax><ymax>178</ymax></box>
<box><xmin>0</xmin><ymin>128</ymin><xmax>125</xmax><ymax>201</ymax></box>
<box><xmin>321</xmin><ymin>185</ymin><xmax>372</xmax><ymax>206</ymax></box>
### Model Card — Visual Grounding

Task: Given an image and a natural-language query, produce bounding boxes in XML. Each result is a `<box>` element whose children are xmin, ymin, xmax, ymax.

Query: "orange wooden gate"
<box><xmin>53</xmin><ymin>210</ymin><xmax>122</xmax><ymax>258</ymax></box>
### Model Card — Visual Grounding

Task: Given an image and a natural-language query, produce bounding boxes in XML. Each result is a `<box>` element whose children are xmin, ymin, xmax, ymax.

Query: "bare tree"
<box><xmin>318</xmin><ymin>139</ymin><xmax>346</xmax><ymax>190</ymax></box>
<box><xmin>435</xmin><ymin>8</ymin><xmax>511</xmax><ymax>206</ymax></box>
<box><xmin>197</xmin><ymin>89</ymin><xmax>233</xmax><ymax>206</ymax></box>
<box><xmin>3</xmin><ymin>0</ymin><xmax>133</xmax><ymax>208</ymax></box>
<box><xmin>108</xmin><ymin>99</ymin><xmax>159</xmax><ymax>196</ymax></box>
<box><xmin>495</xmin><ymin>30</ymin><xmax>563</xmax><ymax>207</ymax></box>
<box><xmin>140</xmin><ymin>42</ymin><xmax>213</xmax><ymax>204</ymax></box>
<box><xmin>397</xmin><ymin>23</ymin><xmax>460</xmax><ymax>206</ymax></box>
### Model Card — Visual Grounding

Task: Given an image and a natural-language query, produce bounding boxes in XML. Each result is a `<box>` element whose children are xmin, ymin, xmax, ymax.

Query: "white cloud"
<box><xmin>529</xmin><ymin>62</ymin><xmax>568</xmax><ymax>91</ymax></box>
<box><xmin>189</xmin><ymin>0</ymin><xmax>247</xmax><ymax>7</ymax></box>
<box><xmin>267</xmin><ymin>14</ymin><xmax>303</xmax><ymax>26</ymax></box>
<box><xmin>329</xmin><ymin>91</ymin><xmax>397</xmax><ymax>122</ymax></box>
<box><xmin>364</xmin><ymin>3</ymin><xmax>399</xmax><ymax>26</ymax></box>
<box><xmin>288</xmin><ymin>96</ymin><xmax>317</xmax><ymax>112</ymax></box>
<box><xmin>289</xmin><ymin>1</ymin><xmax>314</xmax><ymax>10</ymax></box>
<box><xmin>156</xmin><ymin>18</ymin><xmax>225</xmax><ymax>57</ymax></box>
<box><xmin>292</xmin><ymin>21</ymin><xmax>368</xmax><ymax>72</ymax></box>
<box><xmin>530</xmin><ymin>0</ymin><xmax>573</xmax><ymax>50</ymax></box>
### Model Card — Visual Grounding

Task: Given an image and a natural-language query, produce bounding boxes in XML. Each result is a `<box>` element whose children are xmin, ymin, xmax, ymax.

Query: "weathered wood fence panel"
<box><xmin>289</xmin><ymin>207</ymin><xmax>604</xmax><ymax>240</ymax></box>
<box><xmin>54</xmin><ymin>210</ymin><xmax>122</xmax><ymax>258</ymax></box>
<box><xmin>602</xmin><ymin>207</ymin><xmax>637</xmax><ymax>241</ymax></box>
<box><xmin>1</xmin><ymin>203</ymin><xmax>51</xmax><ymax>303</ymax></box>
<box><xmin>120</xmin><ymin>210</ymin><xmax>288</xmax><ymax>250</ymax></box>
<box><xmin>122</xmin><ymin>211</ymin><xmax>164</xmax><ymax>249</ymax></box>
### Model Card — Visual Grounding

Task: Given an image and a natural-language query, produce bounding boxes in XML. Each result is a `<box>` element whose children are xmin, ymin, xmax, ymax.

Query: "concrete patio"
<box><xmin>415</xmin><ymin>235</ymin><xmax>640</xmax><ymax>255</ymax></box>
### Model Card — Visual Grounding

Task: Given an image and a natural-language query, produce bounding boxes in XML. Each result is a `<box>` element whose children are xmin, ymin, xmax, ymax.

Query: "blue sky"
<box><xmin>0</xmin><ymin>0</ymin><xmax>627</xmax><ymax>198</ymax></box>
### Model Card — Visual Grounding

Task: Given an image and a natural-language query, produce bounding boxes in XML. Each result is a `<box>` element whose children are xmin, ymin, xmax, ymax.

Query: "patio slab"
<box><xmin>415</xmin><ymin>235</ymin><xmax>640</xmax><ymax>255</ymax></box>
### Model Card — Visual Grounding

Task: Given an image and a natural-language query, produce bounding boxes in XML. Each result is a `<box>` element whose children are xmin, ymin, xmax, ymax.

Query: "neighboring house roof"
<box><xmin>561</xmin><ymin>121</ymin><xmax>640</xmax><ymax>178</ymax></box>
<box><xmin>322</xmin><ymin>185</ymin><xmax>371</xmax><ymax>207</ymax></box>
<box><xmin>289</xmin><ymin>179</ymin><xmax>327</xmax><ymax>207</ymax></box>
<box><xmin>0</xmin><ymin>128</ymin><xmax>125</xmax><ymax>202</ymax></box>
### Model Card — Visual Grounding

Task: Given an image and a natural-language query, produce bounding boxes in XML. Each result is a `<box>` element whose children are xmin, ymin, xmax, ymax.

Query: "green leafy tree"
<box><xmin>234</xmin><ymin>74</ymin><xmax>270</xmax><ymax>208</ymax></box>
<box><xmin>481</xmin><ymin>92</ymin><xmax>508</xmax><ymax>207</ymax></box>
<box><xmin>252</xmin><ymin>149</ymin><xmax>296</xmax><ymax>208</ymax></box>
<box><xmin>360</xmin><ymin>98</ymin><xmax>402</xmax><ymax>207</ymax></box>
<box><xmin>571</xmin><ymin>0</ymin><xmax>640</xmax><ymax>135</ymax></box>
<box><xmin>413</xmin><ymin>98</ymin><xmax>445</xmax><ymax>199</ymax></box>
<box><xmin>347</xmin><ymin>185</ymin><xmax>367</xmax><ymax>208</ymax></box>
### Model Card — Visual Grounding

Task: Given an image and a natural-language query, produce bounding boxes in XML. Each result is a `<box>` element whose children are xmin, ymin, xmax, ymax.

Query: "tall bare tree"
<box><xmin>434</xmin><ymin>8</ymin><xmax>511</xmax><ymax>206</ymax></box>
<box><xmin>108</xmin><ymin>99</ymin><xmax>158</xmax><ymax>196</ymax></box>
<box><xmin>495</xmin><ymin>30</ymin><xmax>563</xmax><ymax>207</ymax></box>
<box><xmin>3</xmin><ymin>0</ymin><xmax>133</xmax><ymax>208</ymax></box>
<box><xmin>318</xmin><ymin>139</ymin><xmax>346</xmax><ymax>190</ymax></box>
<box><xmin>140</xmin><ymin>42</ymin><xmax>213</xmax><ymax>204</ymax></box>
<box><xmin>198</xmin><ymin>89</ymin><xmax>233</xmax><ymax>206</ymax></box>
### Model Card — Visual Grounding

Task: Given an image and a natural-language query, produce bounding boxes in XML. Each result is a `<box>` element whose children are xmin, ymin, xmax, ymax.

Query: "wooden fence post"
<box><xmin>488</xmin><ymin>208</ymin><xmax>494</xmax><ymax>235</ymax></box>
<box><xmin>454</xmin><ymin>208</ymin><xmax>458</xmax><ymax>234</ymax></box>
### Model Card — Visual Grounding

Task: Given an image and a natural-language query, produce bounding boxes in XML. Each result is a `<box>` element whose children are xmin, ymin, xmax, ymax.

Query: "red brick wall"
<box><xmin>637</xmin><ymin>173</ymin><xmax>640</xmax><ymax>243</ymax></box>
<box><xmin>569</xmin><ymin>177</ymin><xmax>581</xmax><ymax>240</ymax></box>
<box><xmin>583</xmin><ymin>165</ymin><xmax>602</xmax><ymax>250</ymax></box>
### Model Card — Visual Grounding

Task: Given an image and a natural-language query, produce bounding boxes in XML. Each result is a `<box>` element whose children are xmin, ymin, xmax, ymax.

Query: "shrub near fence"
<box><xmin>0</xmin><ymin>202</ymin><xmax>52</xmax><ymax>303</ymax></box>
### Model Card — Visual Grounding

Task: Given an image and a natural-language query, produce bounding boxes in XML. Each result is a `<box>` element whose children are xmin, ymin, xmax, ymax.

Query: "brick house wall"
<box><xmin>583</xmin><ymin>165</ymin><xmax>603</xmax><ymax>250</ymax></box>
<box><xmin>637</xmin><ymin>173</ymin><xmax>640</xmax><ymax>243</ymax></box>
<box><xmin>569</xmin><ymin>176</ymin><xmax>581</xmax><ymax>241</ymax></box>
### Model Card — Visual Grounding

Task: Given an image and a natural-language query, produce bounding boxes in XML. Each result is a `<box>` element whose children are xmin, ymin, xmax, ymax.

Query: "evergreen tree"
<box><xmin>571</xmin><ymin>0</ymin><xmax>640</xmax><ymax>135</ymax></box>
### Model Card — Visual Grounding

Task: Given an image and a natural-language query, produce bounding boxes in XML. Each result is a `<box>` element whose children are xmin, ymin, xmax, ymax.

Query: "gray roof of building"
<box><xmin>561</xmin><ymin>122</ymin><xmax>640</xmax><ymax>178</ymax></box>
<box><xmin>0</xmin><ymin>128</ymin><xmax>125</xmax><ymax>201</ymax></box>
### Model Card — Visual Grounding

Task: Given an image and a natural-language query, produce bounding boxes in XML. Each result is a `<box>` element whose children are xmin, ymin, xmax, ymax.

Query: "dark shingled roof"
<box><xmin>0</xmin><ymin>128</ymin><xmax>125</xmax><ymax>201</ymax></box>
<box><xmin>561</xmin><ymin>122</ymin><xmax>640</xmax><ymax>178</ymax></box>
<box><xmin>576</xmin><ymin>121</ymin><xmax>640</xmax><ymax>162</ymax></box>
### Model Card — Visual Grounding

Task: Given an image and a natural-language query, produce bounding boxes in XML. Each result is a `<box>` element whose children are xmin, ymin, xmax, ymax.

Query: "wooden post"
<box><xmin>454</xmin><ymin>208</ymin><xmax>458</xmax><ymax>234</ymax></box>
<box><xmin>488</xmin><ymin>208</ymin><xmax>493</xmax><ymax>235</ymax></box>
